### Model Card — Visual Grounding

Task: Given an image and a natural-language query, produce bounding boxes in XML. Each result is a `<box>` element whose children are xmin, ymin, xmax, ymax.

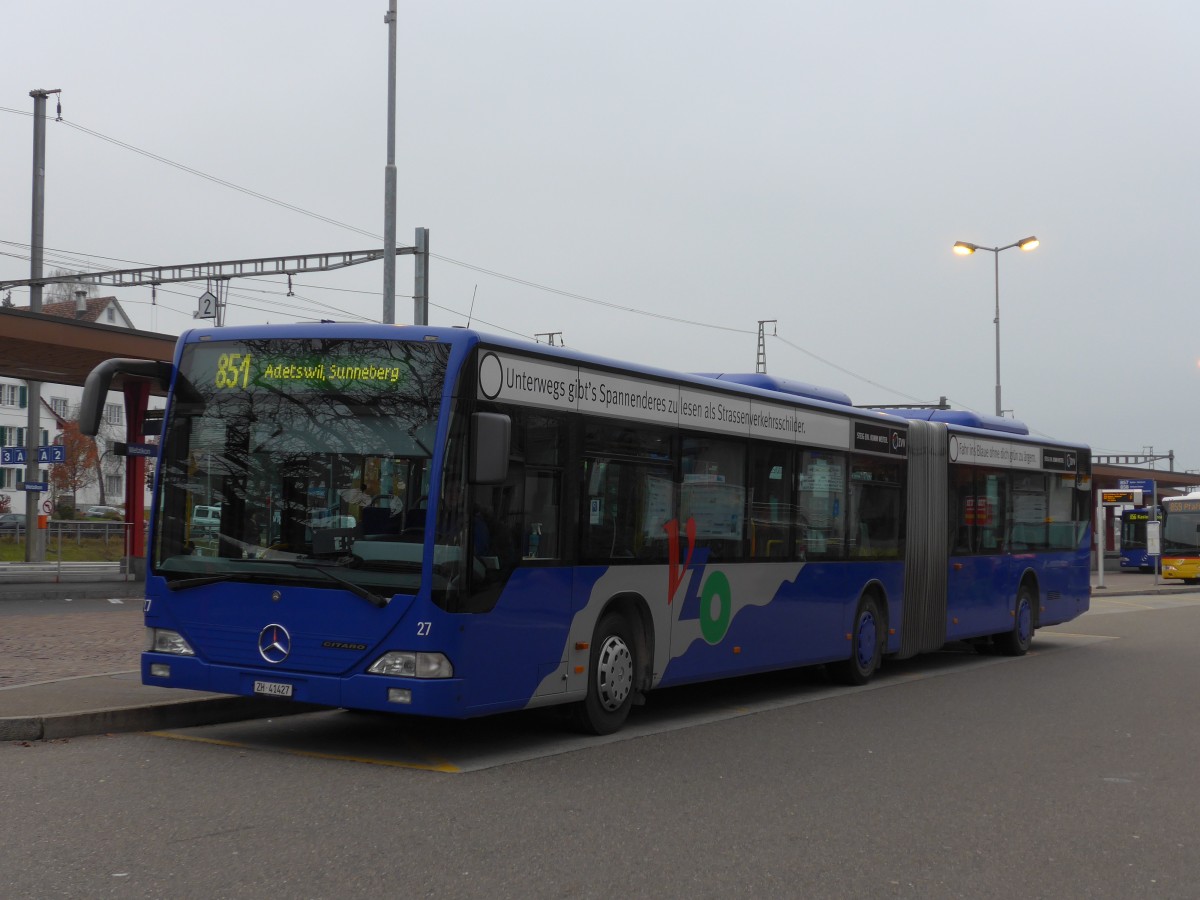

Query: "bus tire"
<box><xmin>995</xmin><ymin>583</ymin><xmax>1035</xmax><ymax>656</ymax></box>
<box><xmin>572</xmin><ymin>611</ymin><xmax>637</xmax><ymax>735</ymax></box>
<box><xmin>829</xmin><ymin>594</ymin><xmax>883</xmax><ymax>686</ymax></box>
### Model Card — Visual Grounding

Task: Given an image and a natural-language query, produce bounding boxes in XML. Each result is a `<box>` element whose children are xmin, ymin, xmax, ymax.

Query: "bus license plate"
<box><xmin>253</xmin><ymin>680</ymin><xmax>293</xmax><ymax>698</ymax></box>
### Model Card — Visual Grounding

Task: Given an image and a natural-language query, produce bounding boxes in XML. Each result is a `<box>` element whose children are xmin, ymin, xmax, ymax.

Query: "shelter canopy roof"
<box><xmin>0</xmin><ymin>307</ymin><xmax>175</xmax><ymax>393</ymax></box>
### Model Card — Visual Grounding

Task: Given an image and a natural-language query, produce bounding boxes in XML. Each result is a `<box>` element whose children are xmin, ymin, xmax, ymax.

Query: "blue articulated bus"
<box><xmin>81</xmin><ymin>324</ymin><xmax>1092</xmax><ymax>734</ymax></box>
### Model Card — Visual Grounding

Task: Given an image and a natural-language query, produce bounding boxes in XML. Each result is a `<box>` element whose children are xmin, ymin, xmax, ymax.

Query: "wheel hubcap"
<box><xmin>1017</xmin><ymin>598</ymin><xmax>1032</xmax><ymax>644</ymax></box>
<box><xmin>596</xmin><ymin>634</ymin><xmax>633</xmax><ymax>712</ymax></box>
<box><xmin>855</xmin><ymin>612</ymin><xmax>877</xmax><ymax>670</ymax></box>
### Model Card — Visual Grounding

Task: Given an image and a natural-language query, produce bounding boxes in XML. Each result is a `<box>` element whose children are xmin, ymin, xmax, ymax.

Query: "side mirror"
<box><xmin>470</xmin><ymin>412</ymin><xmax>510</xmax><ymax>484</ymax></box>
<box><xmin>80</xmin><ymin>359</ymin><xmax>173</xmax><ymax>436</ymax></box>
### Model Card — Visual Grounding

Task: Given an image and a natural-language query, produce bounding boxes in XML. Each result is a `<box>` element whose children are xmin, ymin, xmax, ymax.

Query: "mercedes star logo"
<box><xmin>258</xmin><ymin>623</ymin><xmax>292</xmax><ymax>664</ymax></box>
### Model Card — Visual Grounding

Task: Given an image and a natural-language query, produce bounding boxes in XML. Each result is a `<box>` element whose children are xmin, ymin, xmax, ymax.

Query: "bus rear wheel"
<box><xmin>829</xmin><ymin>595</ymin><xmax>883</xmax><ymax>686</ymax></box>
<box><xmin>995</xmin><ymin>584</ymin><xmax>1035</xmax><ymax>656</ymax></box>
<box><xmin>572</xmin><ymin>611</ymin><xmax>637</xmax><ymax>735</ymax></box>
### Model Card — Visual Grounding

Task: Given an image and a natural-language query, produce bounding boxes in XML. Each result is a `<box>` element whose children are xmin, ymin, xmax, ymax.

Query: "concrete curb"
<box><xmin>0</xmin><ymin>580</ymin><xmax>146</xmax><ymax>603</ymax></box>
<box><xmin>0</xmin><ymin>696</ymin><xmax>325</xmax><ymax>742</ymax></box>
<box><xmin>1092</xmin><ymin>586</ymin><xmax>1200</xmax><ymax>598</ymax></box>
<box><xmin>0</xmin><ymin>589</ymin><xmax>145</xmax><ymax>603</ymax></box>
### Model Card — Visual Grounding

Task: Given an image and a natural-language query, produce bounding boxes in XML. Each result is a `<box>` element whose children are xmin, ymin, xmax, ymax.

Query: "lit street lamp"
<box><xmin>953</xmin><ymin>236</ymin><xmax>1039</xmax><ymax>417</ymax></box>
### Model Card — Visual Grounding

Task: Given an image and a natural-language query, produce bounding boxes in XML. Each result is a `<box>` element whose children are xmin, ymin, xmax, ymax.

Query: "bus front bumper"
<box><xmin>141</xmin><ymin>653</ymin><xmax>468</xmax><ymax>717</ymax></box>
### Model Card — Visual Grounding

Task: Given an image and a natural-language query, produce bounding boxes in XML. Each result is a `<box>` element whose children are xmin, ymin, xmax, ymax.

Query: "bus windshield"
<box><xmin>1121</xmin><ymin>509</ymin><xmax>1149</xmax><ymax>551</ymax></box>
<box><xmin>153</xmin><ymin>337</ymin><xmax>451</xmax><ymax>594</ymax></box>
<box><xmin>1162</xmin><ymin>499</ymin><xmax>1200</xmax><ymax>553</ymax></box>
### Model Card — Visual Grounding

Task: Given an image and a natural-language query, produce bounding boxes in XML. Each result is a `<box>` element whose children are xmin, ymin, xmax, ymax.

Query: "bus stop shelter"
<box><xmin>0</xmin><ymin>306</ymin><xmax>176</xmax><ymax>561</ymax></box>
<box><xmin>1090</xmin><ymin>461</ymin><xmax>1199</xmax><ymax>561</ymax></box>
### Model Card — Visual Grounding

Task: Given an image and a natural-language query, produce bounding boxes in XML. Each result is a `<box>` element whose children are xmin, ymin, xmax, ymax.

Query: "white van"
<box><xmin>191</xmin><ymin>506</ymin><xmax>220</xmax><ymax>536</ymax></box>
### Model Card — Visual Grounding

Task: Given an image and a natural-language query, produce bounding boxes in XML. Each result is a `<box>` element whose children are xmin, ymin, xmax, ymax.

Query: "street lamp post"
<box><xmin>953</xmin><ymin>236</ymin><xmax>1039</xmax><ymax>417</ymax></box>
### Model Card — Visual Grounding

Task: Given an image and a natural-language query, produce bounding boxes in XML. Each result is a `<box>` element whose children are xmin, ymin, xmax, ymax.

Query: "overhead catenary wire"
<box><xmin>1</xmin><ymin>238</ymin><xmax>528</xmax><ymax>334</ymax></box>
<box><xmin>1</xmin><ymin>107</ymin><xmax>937</xmax><ymax>398</ymax></box>
<box><xmin>0</xmin><ymin>241</ymin><xmax>380</xmax><ymax>324</ymax></box>
<box><xmin>1</xmin><ymin>242</ymin><xmax>530</xmax><ymax>338</ymax></box>
<box><xmin>771</xmin><ymin>334</ymin><xmax>930</xmax><ymax>406</ymax></box>
<box><xmin>0</xmin><ymin>238</ymin><xmax>397</xmax><ymax>298</ymax></box>
<box><xmin>1</xmin><ymin>110</ymin><xmax>758</xmax><ymax>336</ymax></box>
<box><xmin>40</xmin><ymin>114</ymin><xmax>758</xmax><ymax>332</ymax></box>
<box><xmin>55</xmin><ymin>115</ymin><xmax>384</xmax><ymax>244</ymax></box>
<box><xmin>6</xmin><ymin>234</ymin><xmax>930</xmax><ymax>394</ymax></box>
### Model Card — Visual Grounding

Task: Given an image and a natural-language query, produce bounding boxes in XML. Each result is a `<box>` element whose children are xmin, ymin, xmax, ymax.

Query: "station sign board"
<box><xmin>1</xmin><ymin>445</ymin><xmax>66</xmax><ymax>465</ymax></box>
<box><xmin>1101</xmin><ymin>489</ymin><xmax>1142</xmax><ymax>505</ymax></box>
<box><xmin>1118</xmin><ymin>478</ymin><xmax>1154</xmax><ymax>492</ymax></box>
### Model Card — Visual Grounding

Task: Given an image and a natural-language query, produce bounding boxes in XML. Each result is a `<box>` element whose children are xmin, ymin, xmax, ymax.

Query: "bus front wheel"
<box><xmin>573</xmin><ymin>611</ymin><xmax>637</xmax><ymax>735</ymax></box>
<box><xmin>829</xmin><ymin>595</ymin><xmax>883</xmax><ymax>686</ymax></box>
<box><xmin>995</xmin><ymin>584</ymin><xmax>1035</xmax><ymax>656</ymax></box>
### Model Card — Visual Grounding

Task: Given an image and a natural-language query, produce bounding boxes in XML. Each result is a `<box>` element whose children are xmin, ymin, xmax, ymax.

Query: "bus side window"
<box><xmin>1011</xmin><ymin>473</ymin><xmax>1048</xmax><ymax>550</ymax></box>
<box><xmin>848</xmin><ymin>455</ymin><xmax>904</xmax><ymax>559</ymax></box>
<box><xmin>516</xmin><ymin>412</ymin><xmax>567</xmax><ymax>561</ymax></box>
<box><xmin>797</xmin><ymin>449</ymin><xmax>846</xmax><ymax>560</ymax></box>
<box><xmin>680</xmin><ymin>435</ymin><xmax>746</xmax><ymax>561</ymax></box>
<box><xmin>523</xmin><ymin>470</ymin><xmax>560</xmax><ymax>558</ymax></box>
<box><xmin>581</xmin><ymin>457</ymin><xmax>674</xmax><ymax>562</ymax></box>
<box><xmin>748</xmin><ymin>443</ymin><xmax>793</xmax><ymax>559</ymax></box>
<box><xmin>1047</xmin><ymin>473</ymin><xmax>1082</xmax><ymax>550</ymax></box>
<box><xmin>580</xmin><ymin>419</ymin><xmax>674</xmax><ymax>563</ymax></box>
<box><xmin>949</xmin><ymin>466</ymin><xmax>975</xmax><ymax>555</ymax></box>
<box><xmin>977</xmin><ymin>472</ymin><xmax>1007</xmax><ymax>553</ymax></box>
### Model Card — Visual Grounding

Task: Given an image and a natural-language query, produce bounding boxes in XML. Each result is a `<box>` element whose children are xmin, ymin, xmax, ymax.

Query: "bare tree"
<box><xmin>91</xmin><ymin>408</ymin><xmax>131</xmax><ymax>507</ymax></box>
<box><xmin>46</xmin><ymin>269</ymin><xmax>96</xmax><ymax>305</ymax></box>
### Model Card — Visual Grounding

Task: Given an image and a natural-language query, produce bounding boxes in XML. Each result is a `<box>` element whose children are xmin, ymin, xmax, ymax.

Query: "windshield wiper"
<box><xmin>165</xmin><ymin>572</ymin><xmax>266</xmax><ymax>592</ymax></box>
<box><xmin>291</xmin><ymin>559</ymin><xmax>390</xmax><ymax>608</ymax></box>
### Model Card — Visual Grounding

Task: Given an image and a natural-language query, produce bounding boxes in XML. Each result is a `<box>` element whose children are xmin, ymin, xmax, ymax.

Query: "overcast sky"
<box><xmin>2</xmin><ymin>1</ymin><xmax>1197</xmax><ymax>472</ymax></box>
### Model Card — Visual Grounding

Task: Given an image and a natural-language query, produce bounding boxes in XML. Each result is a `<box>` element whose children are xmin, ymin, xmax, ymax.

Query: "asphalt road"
<box><xmin>3</xmin><ymin>594</ymin><xmax>1199</xmax><ymax>899</ymax></box>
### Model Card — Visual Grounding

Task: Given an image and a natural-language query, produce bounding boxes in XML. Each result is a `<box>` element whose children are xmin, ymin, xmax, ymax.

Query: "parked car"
<box><xmin>191</xmin><ymin>505</ymin><xmax>220</xmax><ymax>536</ymax></box>
<box><xmin>86</xmin><ymin>506</ymin><xmax>123</xmax><ymax>519</ymax></box>
<box><xmin>0</xmin><ymin>513</ymin><xmax>28</xmax><ymax>532</ymax></box>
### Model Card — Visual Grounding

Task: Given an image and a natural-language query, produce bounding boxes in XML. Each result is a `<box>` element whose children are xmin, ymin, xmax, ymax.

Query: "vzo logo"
<box><xmin>665</xmin><ymin>517</ymin><xmax>733</xmax><ymax>645</ymax></box>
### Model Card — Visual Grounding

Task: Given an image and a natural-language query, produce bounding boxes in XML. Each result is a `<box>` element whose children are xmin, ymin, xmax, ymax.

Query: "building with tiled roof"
<box><xmin>16</xmin><ymin>294</ymin><xmax>134</xmax><ymax>329</ymax></box>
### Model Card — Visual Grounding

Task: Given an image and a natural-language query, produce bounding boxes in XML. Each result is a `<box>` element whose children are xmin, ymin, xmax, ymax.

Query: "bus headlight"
<box><xmin>368</xmin><ymin>651</ymin><xmax>453</xmax><ymax>678</ymax></box>
<box><xmin>147</xmin><ymin>628</ymin><xmax>195</xmax><ymax>656</ymax></box>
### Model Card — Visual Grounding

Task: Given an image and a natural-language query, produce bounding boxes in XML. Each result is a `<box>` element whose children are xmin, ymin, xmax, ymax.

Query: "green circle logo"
<box><xmin>700</xmin><ymin>571</ymin><xmax>732</xmax><ymax>645</ymax></box>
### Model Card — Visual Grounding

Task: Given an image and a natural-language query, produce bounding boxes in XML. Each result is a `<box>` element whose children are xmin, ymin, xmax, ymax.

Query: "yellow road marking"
<box><xmin>147</xmin><ymin>730</ymin><xmax>462</xmax><ymax>773</ymax></box>
<box><xmin>1095</xmin><ymin>598</ymin><xmax>1157</xmax><ymax>609</ymax></box>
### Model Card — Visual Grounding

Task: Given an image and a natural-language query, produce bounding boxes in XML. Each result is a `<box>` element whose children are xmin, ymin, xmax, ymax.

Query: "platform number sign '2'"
<box><xmin>195</xmin><ymin>291</ymin><xmax>218</xmax><ymax>320</ymax></box>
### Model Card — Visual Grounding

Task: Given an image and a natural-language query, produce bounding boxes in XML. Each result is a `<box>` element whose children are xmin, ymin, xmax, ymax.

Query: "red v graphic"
<box><xmin>665</xmin><ymin>517</ymin><xmax>696</xmax><ymax>604</ymax></box>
